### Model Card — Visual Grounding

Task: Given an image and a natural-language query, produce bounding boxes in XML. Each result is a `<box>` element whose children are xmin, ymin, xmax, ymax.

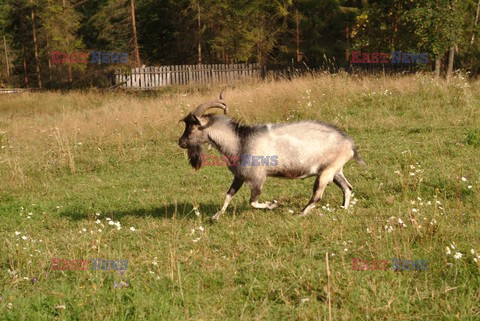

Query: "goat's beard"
<box><xmin>187</xmin><ymin>145</ymin><xmax>203</xmax><ymax>170</ymax></box>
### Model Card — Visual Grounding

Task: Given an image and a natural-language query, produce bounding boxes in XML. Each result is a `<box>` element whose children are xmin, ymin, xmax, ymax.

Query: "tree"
<box><xmin>91</xmin><ymin>0</ymin><xmax>140</xmax><ymax>65</ymax></box>
<box><xmin>407</xmin><ymin>0</ymin><xmax>457</xmax><ymax>78</ymax></box>
<box><xmin>40</xmin><ymin>0</ymin><xmax>83</xmax><ymax>83</ymax></box>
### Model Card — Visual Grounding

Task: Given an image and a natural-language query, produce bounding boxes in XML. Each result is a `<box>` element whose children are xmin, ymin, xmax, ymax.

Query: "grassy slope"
<box><xmin>0</xmin><ymin>74</ymin><xmax>479</xmax><ymax>320</ymax></box>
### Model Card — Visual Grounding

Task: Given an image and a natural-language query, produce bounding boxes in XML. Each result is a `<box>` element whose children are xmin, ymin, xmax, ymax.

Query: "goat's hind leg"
<box><xmin>299</xmin><ymin>169</ymin><xmax>335</xmax><ymax>216</ymax></box>
<box><xmin>333</xmin><ymin>170</ymin><xmax>353</xmax><ymax>209</ymax></box>
<box><xmin>211</xmin><ymin>176</ymin><xmax>244</xmax><ymax>221</ymax></box>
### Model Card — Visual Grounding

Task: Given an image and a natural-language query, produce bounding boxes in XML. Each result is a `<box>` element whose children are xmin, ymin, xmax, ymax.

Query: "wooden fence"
<box><xmin>114</xmin><ymin>63</ymin><xmax>261</xmax><ymax>89</ymax></box>
<box><xmin>0</xmin><ymin>88</ymin><xmax>31</xmax><ymax>94</ymax></box>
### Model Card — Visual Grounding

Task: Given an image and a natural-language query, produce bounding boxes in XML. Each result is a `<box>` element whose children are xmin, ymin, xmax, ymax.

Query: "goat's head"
<box><xmin>178</xmin><ymin>92</ymin><xmax>228</xmax><ymax>169</ymax></box>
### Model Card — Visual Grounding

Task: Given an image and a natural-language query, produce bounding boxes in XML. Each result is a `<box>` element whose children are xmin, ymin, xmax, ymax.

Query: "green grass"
<box><xmin>0</xmin><ymin>73</ymin><xmax>479</xmax><ymax>320</ymax></box>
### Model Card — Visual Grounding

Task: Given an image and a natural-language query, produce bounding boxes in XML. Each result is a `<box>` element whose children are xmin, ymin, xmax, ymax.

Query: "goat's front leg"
<box><xmin>249</xmin><ymin>180</ymin><xmax>278</xmax><ymax>210</ymax></box>
<box><xmin>211</xmin><ymin>176</ymin><xmax>244</xmax><ymax>221</ymax></box>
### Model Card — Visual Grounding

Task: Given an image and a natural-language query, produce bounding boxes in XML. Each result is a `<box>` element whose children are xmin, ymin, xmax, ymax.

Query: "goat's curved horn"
<box><xmin>219</xmin><ymin>89</ymin><xmax>225</xmax><ymax>100</ymax></box>
<box><xmin>192</xmin><ymin>100</ymin><xmax>228</xmax><ymax>117</ymax></box>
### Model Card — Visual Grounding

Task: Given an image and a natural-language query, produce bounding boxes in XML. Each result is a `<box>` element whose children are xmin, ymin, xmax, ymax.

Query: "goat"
<box><xmin>178</xmin><ymin>92</ymin><xmax>365</xmax><ymax>221</ymax></box>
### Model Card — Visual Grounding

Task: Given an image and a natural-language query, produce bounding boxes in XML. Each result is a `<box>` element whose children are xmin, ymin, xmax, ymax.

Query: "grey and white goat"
<box><xmin>178</xmin><ymin>92</ymin><xmax>365</xmax><ymax>221</ymax></box>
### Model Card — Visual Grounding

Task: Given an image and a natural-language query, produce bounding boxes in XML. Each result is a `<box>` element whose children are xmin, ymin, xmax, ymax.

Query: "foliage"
<box><xmin>1</xmin><ymin>0</ymin><xmax>480</xmax><ymax>87</ymax></box>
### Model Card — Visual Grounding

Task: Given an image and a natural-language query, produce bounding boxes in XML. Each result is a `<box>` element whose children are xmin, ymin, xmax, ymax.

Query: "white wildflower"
<box><xmin>300</xmin><ymin>298</ymin><xmax>310</xmax><ymax>304</ymax></box>
<box><xmin>15</xmin><ymin>231</ymin><xmax>21</xmax><ymax>236</ymax></box>
<box><xmin>453</xmin><ymin>252</ymin><xmax>462</xmax><ymax>260</ymax></box>
<box><xmin>461</xmin><ymin>177</ymin><xmax>467</xmax><ymax>182</ymax></box>
<box><xmin>129</xmin><ymin>227</ymin><xmax>136</xmax><ymax>232</ymax></box>
<box><xmin>21</xmin><ymin>236</ymin><xmax>27</xmax><ymax>240</ymax></box>
<box><xmin>193</xmin><ymin>207</ymin><xmax>200</xmax><ymax>216</ymax></box>
<box><xmin>446</xmin><ymin>247</ymin><xmax>451</xmax><ymax>255</ymax></box>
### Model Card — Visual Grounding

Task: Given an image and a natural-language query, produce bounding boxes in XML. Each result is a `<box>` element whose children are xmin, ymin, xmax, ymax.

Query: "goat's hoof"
<box><xmin>210</xmin><ymin>212</ymin><xmax>221</xmax><ymax>222</ymax></box>
<box><xmin>266</xmin><ymin>201</ymin><xmax>279</xmax><ymax>210</ymax></box>
<box><xmin>297</xmin><ymin>211</ymin><xmax>310</xmax><ymax>217</ymax></box>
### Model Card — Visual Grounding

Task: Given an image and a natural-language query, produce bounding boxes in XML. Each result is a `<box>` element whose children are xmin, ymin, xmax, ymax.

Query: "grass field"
<box><xmin>0</xmin><ymin>73</ymin><xmax>479</xmax><ymax>320</ymax></box>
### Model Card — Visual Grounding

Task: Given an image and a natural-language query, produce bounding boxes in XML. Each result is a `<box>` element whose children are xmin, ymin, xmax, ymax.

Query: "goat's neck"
<box><xmin>204</xmin><ymin>122</ymin><xmax>240</xmax><ymax>157</ymax></box>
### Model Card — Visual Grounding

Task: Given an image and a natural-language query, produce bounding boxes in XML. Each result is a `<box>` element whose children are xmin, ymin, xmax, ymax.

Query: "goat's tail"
<box><xmin>353</xmin><ymin>146</ymin><xmax>367</xmax><ymax>167</ymax></box>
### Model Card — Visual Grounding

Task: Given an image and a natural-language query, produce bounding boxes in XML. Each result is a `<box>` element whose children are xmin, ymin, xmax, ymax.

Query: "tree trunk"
<box><xmin>63</xmin><ymin>0</ymin><xmax>72</xmax><ymax>83</ymax></box>
<box><xmin>295</xmin><ymin>8</ymin><xmax>302</xmax><ymax>63</ymax></box>
<box><xmin>345</xmin><ymin>26</ymin><xmax>350</xmax><ymax>63</ymax></box>
<box><xmin>22</xmin><ymin>44</ymin><xmax>29</xmax><ymax>87</ymax></box>
<box><xmin>391</xmin><ymin>5</ymin><xmax>398</xmax><ymax>51</ymax></box>
<box><xmin>471</xmin><ymin>0</ymin><xmax>480</xmax><ymax>45</ymax></box>
<box><xmin>45</xmin><ymin>33</ymin><xmax>52</xmax><ymax>80</ymax></box>
<box><xmin>130</xmin><ymin>0</ymin><xmax>140</xmax><ymax>66</ymax></box>
<box><xmin>197</xmin><ymin>1</ymin><xmax>202</xmax><ymax>64</ymax></box>
<box><xmin>30</xmin><ymin>0</ymin><xmax>42</xmax><ymax>88</ymax></box>
<box><xmin>435</xmin><ymin>58</ymin><xmax>441</xmax><ymax>79</ymax></box>
<box><xmin>68</xmin><ymin>65</ymin><xmax>72</xmax><ymax>82</ymax></box>
<box><xmin>3</xmin><ymin>36</ymin><xmax>10</xmax><ymax>80</ymax></box>
<box><xmin>446</xmin><ymin>46</ymin><xmax>455</xmax><ymax>79</ymax></box>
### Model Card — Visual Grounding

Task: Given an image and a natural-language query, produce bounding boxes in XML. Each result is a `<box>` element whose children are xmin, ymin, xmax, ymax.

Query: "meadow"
<box><xmin>0</xmin><ymin>73</ymin><xmax>479</xmax><ymax>320</ymax></box>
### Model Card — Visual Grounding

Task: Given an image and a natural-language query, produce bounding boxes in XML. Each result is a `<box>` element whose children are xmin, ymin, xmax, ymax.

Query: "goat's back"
<box><xmin>245</xmin><ymin>121</ymin><xmax>355</xmax><ymax>174</ymax></box>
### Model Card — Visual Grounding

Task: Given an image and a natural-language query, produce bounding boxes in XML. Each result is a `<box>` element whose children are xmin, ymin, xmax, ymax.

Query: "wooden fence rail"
<box><xmin>114</xmin><ymin>63</ymin><xmax>261</xmax><ymax>89</ymax></box>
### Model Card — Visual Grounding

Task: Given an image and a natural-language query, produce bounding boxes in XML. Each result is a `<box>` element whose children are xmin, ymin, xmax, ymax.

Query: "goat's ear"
<box><xmin>193</xmin><ymin>115</ymin><xmax>208</xmax><ymax>128</ymax></box>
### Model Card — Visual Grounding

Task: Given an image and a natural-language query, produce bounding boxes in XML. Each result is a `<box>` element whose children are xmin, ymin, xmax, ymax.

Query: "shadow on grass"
<box><xmin>60</xmin><ymin>201</ymin><xmax>250</xmax><ymax>221</ymax></box>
